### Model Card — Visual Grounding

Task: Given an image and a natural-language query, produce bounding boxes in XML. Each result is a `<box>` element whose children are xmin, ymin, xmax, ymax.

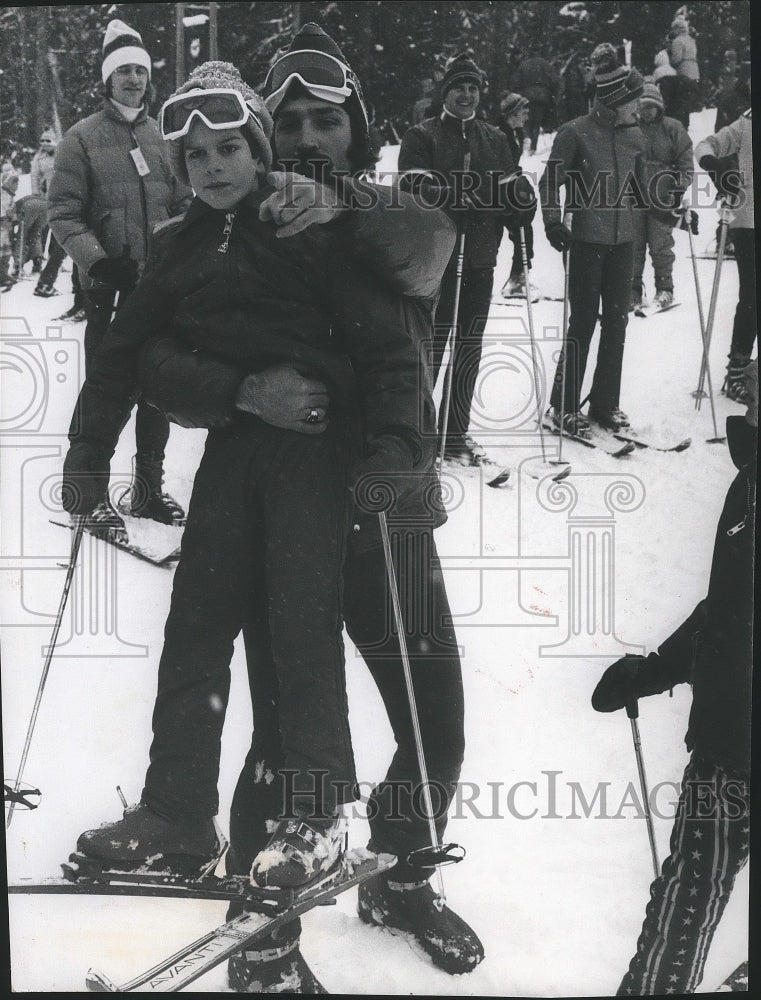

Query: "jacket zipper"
<box><xmin>218</xmin><ymin>211</ymin><xmax>236</xmax><ymax>253</ymax></box>
<box><xmin>727</xmin><ymin>472</ymin><xmax>756</xmax><ymax>536</ymax></box>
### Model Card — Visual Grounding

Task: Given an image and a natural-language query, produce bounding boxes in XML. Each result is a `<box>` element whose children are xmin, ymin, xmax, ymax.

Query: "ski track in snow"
<box><xmin>2</xmin><ymin>110</ymin><xmax>749</xmax><ymax>994</ymax></box>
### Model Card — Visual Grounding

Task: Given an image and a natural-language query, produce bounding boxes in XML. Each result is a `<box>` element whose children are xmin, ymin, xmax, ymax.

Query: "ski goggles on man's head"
<box><xmin>159</xmin><ymin>88</ymin><xmax>263</xmax><ymax>141</ymax></box>
<box><xmin>264</xmin><ymin>49</ymin><xmax>366</xmax><ymax>124</ymax></box>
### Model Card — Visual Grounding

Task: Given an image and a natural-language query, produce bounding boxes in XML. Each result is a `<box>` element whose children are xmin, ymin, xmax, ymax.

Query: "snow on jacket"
<box><xmin>69</xmin><ymin>186</ymin><xmax>436</xmax><ymax>498</ymax></box>
<box><xmin>694</xmin><ymin>111</ymin><xmax>754</xmax><ymax>230</ymax></box>
<box><xmin>638</xmin><ymin>110</ymin><xmax>693</xmax><ymax>214</ymax></box>
<box><xmin>30</xmin><ymin>149</ymin><xmax>56</xmax><ymax>197</ymax></box>
<box><xmin>669</xmin><ymin>29</ymin><xmax>699</xmax><ymax>81</ymax></box>
<box><xmin>398</xmin><ymin>112</ymin><xmax>518</xmax><ymax>269</ymax></box>
<box><xmin>539</xmin><ymin>102</ymin><xmax>647</xmax><ymax>244</ymax></box>
<box><xmin>47</xmin><ymin>100</ymin><xmax>191</xmax><ymax>291</ymax></box>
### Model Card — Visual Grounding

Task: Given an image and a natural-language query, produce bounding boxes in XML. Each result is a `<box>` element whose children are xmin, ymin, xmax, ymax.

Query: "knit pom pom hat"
<box><xmin>164</xmin><ymin>61</ymin><xmax>273</xmax><ymax>184</ymax></box>
<box><xmin>441</xmin><ymin>52</ymin><xmax>485</xmax><ymax>97</ymax></box>
<box><xmin>591</xmin><ymin>43</ymin><xmax>644</xmax><ymax>108</ymax></box>
<box><xmin>101</xmin><ymin>19</ymin><xmax>152</xmax><ymax>85</ymax></box>
<box><xmin>500</xmin><ymin>92</ymin><xmax>530</xmax><ymax>118</ymax></box>
<box><xmin>640</xmin><ymin>80</ymin><xmax>664</xmax><ymax>109</ymax></box>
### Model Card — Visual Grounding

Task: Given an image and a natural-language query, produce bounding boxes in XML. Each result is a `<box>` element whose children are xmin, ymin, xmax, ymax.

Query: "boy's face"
<box><xmin>183</xmin><ymin>123</ymin><xmax>262</xmax><ymax>211</ymax></box>
<box><xmin>273</xmin><ymin>96</ymin><xmax>353</xmax><ymax>179</ymax></box>
<box><xmin>507</xmin><ymin>107</ymin><xmax>529</xmax><ymax>129</ymax></box>
<box><xmin>638</xmin><ymin>102</ymin><xmax>659</xmax><ymax>123</ymax></box>
<box><xmin>444</xmin><ymin>82</ymin><xmax>480</xmax><ymax>119</ymax></box>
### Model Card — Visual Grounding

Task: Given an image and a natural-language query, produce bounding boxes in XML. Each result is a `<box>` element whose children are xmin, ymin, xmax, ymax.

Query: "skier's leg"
<box><xmin>443</xmin><ymin>267</ymin><xmax>494</xmax><ymax>447</ymax></box>
<box><xmin>589</xmin><ymin>241</ymin><xmax>633</xmax><ymax>416</ymax></box>
<box><xmin>649</xmin><ymin>213</ymin><xmax>676</xmax><ymax>294</ymax></box>
<box><xmin>129</xmin><ymin>401</ymin><xmax>186</xmax><ymax>523</ymax></box>
<box><xmin>617</xmin><ymin>757</ymin><xmax>749</xmax><ymax>996</ymax></box>
<box><xmin>630</xmin><ymin>209</ymin><xmax>647</xmax><ymax>307</ymax></box>
<box><xmin>729</xmin><ymin>227</ymin><xmax>757</xmax><ymax>359</ymax></box>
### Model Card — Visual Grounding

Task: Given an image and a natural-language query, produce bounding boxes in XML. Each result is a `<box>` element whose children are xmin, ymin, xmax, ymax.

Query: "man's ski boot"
<box><xmin>86</xmin><ymin>500</ymin><xmax>128</xmax><ymax>544</ymax></box>
<box><xmin>652</xmin><ymin>288</ymin><xmax>673</xmax><ymax>310</ymax></box>
<box><xmin>249</xmin><ymin>813</ymin><xmax>346</xmax><ymax>889</ymax></box>
<box><xmin>501</xmin><ymin>270</ymin><xmax>540</xmax><ymax>301</ymax></box>
<box><xmin>74</xmin><ymin>802</ymin><xmax>220</xmax><ymax>876</ymax></box>
<box><xmin>34</xmin><ymin>282</ymin><xmax>57</xmax><ymax>297</ymax></box>
<box><xmin>56</xmin><ymin>302</ymin><xmax>86</xmax><ymax>322</ymax></box>
<box><xmin>119</xmin><ymin>451</ymin><xmax>186</xmax><ymax>525</ymax></box>
<box><xmin>357</xmin><ymin>871</ymin><xmax>485</xmax><ymax>975</ymax></box>
<box><xmin>629</xmin><ymin>286</ymin><xmax>644</xmax><ymax>312</ymax></box>
<box><xmin>549</xmin><ymin>407</ymin><xmax>593</xmax><ymax>440</ymax></box>
<box><xmin>227</xmin><ymin>922</ymin><xmax>328</xmax><ymax>994</ymax></box>
<box><xmin>723</xmin><ymin>353</ymin><xmax>753</xmax><ymax>403</ymax></box>
<box><xmin>587</xmin><ymin>405</ymin><xmax>631</xmax><ymax>431</ymax></box>
<box><xmin>442</xmin><ymin>434</ymin><xmax>494</xmax><ymax>467</ymax></box>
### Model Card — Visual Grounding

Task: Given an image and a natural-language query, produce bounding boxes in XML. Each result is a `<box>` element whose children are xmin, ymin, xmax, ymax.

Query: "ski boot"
<box><xmin>629</xmin><ymin>285</ymin><xmax>644</xmax><ymax>312</ymax></box>
<box><xmin>501</xmin><ymin>271</ymin><xmax>540</xmax><ymax>301</ymax></box>
<box><xmin>249</xmin><ymin>813</ymin><xmax>346</xmax><ymax>889</ymax></box>
<box><xmin>119</xmin><ymin>451</ymin><xmax>186</xmax><ymax>525</ymax></box>
<box><xmin>549</xmin><ymin>407</ymin><xmax>593</xmax><ymax>440</ymax></box>
<box><xmin>722</xmin><ymin>354</ymin><xmax>753</xmax><ymax>403</ymax></box>
<box><xmin>357</xmin><ymin>870</ymin><xmax>484</xmax><ymax>975</ymax></box>
<box><xmin>587</xmin><ymin>405</ymin><xmax>631</xmax><ymax>431</ymax></box>
<box><xmin>652</xmin><ymin>288</ymin><xmax>673</xmax><ymax>310</ymax></box>
<box><xmin>74</xmin><ymin>802</ymin><xmax>220</xmax><ymax>876</ymax></box>
<box><xmin>33</xmin><ymin>282</ymin><xmax>57</xmax><ymax>297</ymax></box>
<box><xmin>56</xmin><ymin>300</ymin><xmax>86</xmax><ymax>321</ymax></box>
<box><xmin>86</xmin><ymin>500</ymin><xmax>128</xmax><ymax>544</ymax></box>
<box><xmin>442</xmin><ymin>434</ymin><xmax>494</xmax><ymax>467</ymax></box>
<box><xmin>228</xmin><ymin>922</ymin><xmax>328</xmax><ymax>994</ymax></box>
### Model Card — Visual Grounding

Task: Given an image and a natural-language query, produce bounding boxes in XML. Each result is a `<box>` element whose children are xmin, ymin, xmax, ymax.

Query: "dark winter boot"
<box><xmin>443</xmin><ymin>434</ymin><xmax>494</xmax><ymax>467</ymax></box>
<box><xmin>587</xmin><ymin>405</ymin><xmax>631</xmax><ymax>431</ymax></box>
<box><xmin>722</xmin><ymin>354</ymin><xmax>753</xmax><ymax>403</ymax></box>
<box><xmin>34</xmin><ymin>282</ymin><xmax>57</xmax><ymax>297</ymax></box>
<box><xmin>121</xmin><ymin>452</ymin><xmax>186</xmax><ymax>525</ymax></box>
<box><xmin>549</xmin><ymin>407</ymin><xmax>593</xmax><ymax>440</ymax></box>
<box><xmin>227</xmin><ymin>924</ymin><xmax>328</xmax><ymax>993</ymax></box>
<box><xmin>75</xmin><ymin>802</ymin><xmax>219</xmax><ymax>875</ymax></box>
<box><xmin>249</xmin><ymin>814</ymin><xmax>346</xmax><ymax>889</ymax></box>
<box><xmin>86</xmin><ymin>500</ymin><xmax>128</xmax><ymax>544</ymax></box>
<box><xmin>357</xmin><ymin>873</ymin><xmax>484</xmax><ymax>975</ymax></box>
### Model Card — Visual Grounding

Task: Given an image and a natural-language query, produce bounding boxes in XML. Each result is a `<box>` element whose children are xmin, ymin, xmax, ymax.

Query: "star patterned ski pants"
<box><xmin>617</xmin><ymin>756</ymin><xmax>749</xmax><ymax>996</ymax></box>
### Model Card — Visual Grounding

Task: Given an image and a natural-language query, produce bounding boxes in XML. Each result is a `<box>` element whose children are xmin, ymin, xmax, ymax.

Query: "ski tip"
<box><xmin>486</xmin><ymin>468</ymin><xmax>511</xmax><ymax>488</ymax></box>
<box><xmin>86</xmin><ymin>968</ymin><xmax>119</xmax><ymax>992</ymax></box>
<box><xmin>674</xmin><ymin>437</ymin><xmax>692</xmax><ymax>452</ymax></box>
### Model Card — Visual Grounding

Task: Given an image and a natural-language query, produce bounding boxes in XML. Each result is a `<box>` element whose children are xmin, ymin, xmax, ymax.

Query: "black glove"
<box><xmin>89</xmin><ymin>255</ymin><xmax>139</xmax><ymax>292</ymax></box>
<box><xmin>591</xmin><ymin>653</ymin><xmax>676</xmax><ymax>713</ymax></box>
<box><xmin>502</xmin><ymin>172</ymin><xmax>537</xmax><ymax>226</ymax></box>
<box><xmin>676</xmin><ymin>207</ymin><xmax>699</xmax><ymax>235</ymax></box>
<box><xmin>698</xmin><ymin>154</ymin><xmax>741</xmax><ymax>204</ymax></box>
<box><xmin>545</xmin><ymin>221</ymin><xmax>573</xmax><ymax>253</ymax></box>
<box><xmin>351</xmin><ymin>434</ymin><xmax>419</xmax><ymax>513</ymax></box>
<box><xmin>62</xmin><ymin>441</ymin><xmax>111</xmax><ymax>515</ymax></box>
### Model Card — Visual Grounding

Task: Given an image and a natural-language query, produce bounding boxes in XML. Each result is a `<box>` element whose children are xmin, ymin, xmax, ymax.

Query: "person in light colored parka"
<box><xmin>47</xmin><ymin>18</ymin><xmax>191</xmax><ymax>530</ymax></box>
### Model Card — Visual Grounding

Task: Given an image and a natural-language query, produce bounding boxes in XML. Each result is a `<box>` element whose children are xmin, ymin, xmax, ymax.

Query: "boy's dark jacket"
<box><xmin>70</xmin><ymin>181</ymin><xmax>455</xmax><ymax>548</ymax></box>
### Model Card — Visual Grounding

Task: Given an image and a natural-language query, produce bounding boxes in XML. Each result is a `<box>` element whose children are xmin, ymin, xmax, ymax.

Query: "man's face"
<box><xmin>183</xmin><ymin>122</ymin><xmax>262</xmax><ymax>211</ymax></box>
<box><xmin>273</xmin><ymin>95</ymin><xmax>353</xmax><ymax>179</ymax></box>
<box><xmin>615</xmin><ymin>97</ymin><xmax>640</xmax><ymax>126</ymax></box>
<box><xmin>638</xmin><ymin>102</ymin><xmax>659</xmax><ymax>123</ymax></box>
<box><xmin>444</xmin><ymin>82</ymin><xmax>480</xmax><ymax>119</ymax></box>
<box><xmin>110</xmin><ymin>64</ymin><xmax>149</xmax><ymax>108</ymax></box>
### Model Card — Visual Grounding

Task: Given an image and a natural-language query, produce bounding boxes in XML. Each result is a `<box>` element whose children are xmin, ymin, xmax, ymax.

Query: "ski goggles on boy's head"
<box><xmin>264</xmin><ymin>49</ymin><xmax>365</xmax><ymax>121</ymax></box>
<box><xmin>159</xmin><ymin>88</ymin><xmax>263</xmax><ymax>141</ymax></box>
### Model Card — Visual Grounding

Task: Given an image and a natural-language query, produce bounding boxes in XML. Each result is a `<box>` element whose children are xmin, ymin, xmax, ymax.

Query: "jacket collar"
<box><xmin>590</xmin><ymin>102</ymin><xmax>618</xmax><ymax>127</ymax></box>
<box><xmin>179</xmin><ymin>187</ymin><xmax>267</xmax><ymax>231</ymax></box>
<box><xmin>102</xmin><ymin>97</ymin><xmax>149</xmax><ymax>126</ymax></box>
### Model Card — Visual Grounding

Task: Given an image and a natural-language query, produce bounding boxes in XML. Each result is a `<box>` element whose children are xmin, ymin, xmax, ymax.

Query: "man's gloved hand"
<box><xmin>591</xmin><ymin>652</ymin><xmax>675</xmax><ymax>712</ymax></box>
<box><xmin>675</xmin><ymin>205</ymin><xmax>699</xmax><ymax>234</ymax></box>
<box><xmin>698</xmin><ymin>154</ymin><xmax>741</xmax><ymax>204</ymax></box>
<box><xmin>89</xmin><ymin>255</ymin><xmax>139</xmax><ymax>292</ymax></box>
<box><xmin>545</xmin><ymin>221</ymin><xmax>573</xmax><ymax>253</ymax></box>
<box><xmin>235</xmin><ymin>363</ymin><xmax>330</xmax><ymax>434</ymax></box>
<box><xmin>351</xmin><ymin>434</ymin><xmax>418</xmax><ymax>513</ymax></box>
<box><xmin>502</xmin><ymin>172</ymin><xmax>537</xmax><ymax>226</ymax></box>
<box><xmin>62</xmin><ymin>441</ymin><xmax>110</xmax><ymax>515</ymax></box>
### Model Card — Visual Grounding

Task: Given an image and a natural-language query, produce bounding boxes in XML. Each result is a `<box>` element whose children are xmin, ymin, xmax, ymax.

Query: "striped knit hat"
<box><xmin>441</xmin><ymin>52</ymin><xmax>485</xmax><ymax>97</ymax></box>
<box><xmin>640</xmin><ymin>81</ymin><xmax>664</xmax><ymax>109</ymax></box>
<box><xmin>500</xmin><ymin>92</ymin><xmax>530</xmax><ymax>118</ymax></box>
<box><xmin>591</xmin><ymin>43</ymin><xmax>644</xmax><ymax>108</ymax></box>
<box><xmin>101</xmin><ymin>19</ymin><xmax>152</xmax><ymax>84</ymax></box>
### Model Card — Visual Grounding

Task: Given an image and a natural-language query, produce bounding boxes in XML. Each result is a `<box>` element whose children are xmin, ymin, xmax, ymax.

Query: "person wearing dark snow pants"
<box><xmin>47</xmin><ymin>19</ymin><xmax>191</xmax><ymax>535</ymax></box>
<box><xmin>539</xmin><ymin>43</ymin><xmax>646</xmax><ymax>438</ymax></box>
<box><xmin>630</xmin><ymin>82</ymin><xmax>693</xmax><ymax>312</ymax></box>
<box><xmin>135</xmin><ymin>26</ymin><xmax>484</xmax><ymax>991</ymax></box>
<box><xmin>496</xmin><ymin>92</ymin><xmax>540</xmax><ymax>301</ymax></box>
<box><xmin>61</xmin><ymin>58</ymin><xmax>437</xmax><ymax>983</ymax></box>
<box><xmin>398</xmin><ymin>52</ymin><xmax>536</xmax><ymax>467</ymax></box>
<box><xmin>695</xmin><ymin>110</ymin><xmax>756</xmax><ymax>404</ymax></box>
<box><xmin>592</xmin><ymin>360</ymin><xmax>756</xmax><ymax>996</ymax></box>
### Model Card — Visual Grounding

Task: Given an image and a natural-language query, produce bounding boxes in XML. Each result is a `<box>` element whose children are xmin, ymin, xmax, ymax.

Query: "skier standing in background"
<box><xmin>47</xmin><ymin>19</ymin><xmax>191</xmax><ymax>533</ymax></box>
<box><xmin>667</xmin><ymin>14</ymin><xmax>700</xmax><ymax>129</ymax></box>
<box><xmin>630</xmin><ymin>81</ymin><xmax>693</xmax><ymax>313</ymax></box>
<box><xmin>513</xmin><ymin>44</ymin><xmax>562</xmax><ymax>154</ymax></box>
<box><xmin>496</xmin><ymin>92</ymin><xmax>540</xmax><ymax>300</ymax></box>
<box><xmin>30</xmin><ymin>128</ymin><xmax>67</xmax><ymax>298</ymax></box>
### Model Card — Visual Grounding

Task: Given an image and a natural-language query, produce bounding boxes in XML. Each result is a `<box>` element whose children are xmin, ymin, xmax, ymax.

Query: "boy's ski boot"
<box><xmin>357</xmin><ymin>870</ymin><xmax>484</xmax><ymax>975</ymax></box>
<box><xmin>119</xmin><ymin>451</ymin><xmax>186</xmax><ymax>525</ymax></box>
<box><xmin>249</xmin><ymin>813</ymin><xmax>346</xmax><ymax>889</ymax></box>
<box><xmin>227</xmin><ymin>922</ymin><xmax>328</xmax><ymax>994</ymax></box>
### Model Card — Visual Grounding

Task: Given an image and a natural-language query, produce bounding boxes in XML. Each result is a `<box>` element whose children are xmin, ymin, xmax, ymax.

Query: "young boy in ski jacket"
<box><xmin>47</xmin><ymin>19</ymin><xmax>191</xmax><ymax>531</ymax></box>
<box><xmin>29</xmin><ymin>128</ymin><xmax>66</xmax><ymax>297</ymax></box>
<box><xmin>398</xmin><ymin>52</ymin><xmax>536</xmax><ymax>467</ymax></box>
<box><xmin>592</xmin><ymin>360</ymin><xmax>756</xmax><ymax>995</ymax></box>
<box><xmin>630</xmin><ymin>81</ymin><xmax>693</xmax><ymax>312</ymax></box>
<box><xmin>539</xmin><ymin>43</ymin><xmax>646</xmax><ymax>437</ymax></box>
<box><xmin>497</xmin><ymin>92</ymin><xmax>540</xmax><ymax>301</ymax></box>
<box><xmin>132</xmin><ymin>26</ymin><xmax>484</xmax><ymax>989</ymax></box>
<box><xmin>695</xmin><ymin>110</ymin><xmax>755</xmax><ymax>403</ymax></box>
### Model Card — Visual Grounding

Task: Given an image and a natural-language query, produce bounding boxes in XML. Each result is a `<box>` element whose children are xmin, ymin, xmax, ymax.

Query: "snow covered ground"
<box><xmin>2</xmin><ymin>108</ymin><xmax>751</xmax><ymax>993</ymax></box>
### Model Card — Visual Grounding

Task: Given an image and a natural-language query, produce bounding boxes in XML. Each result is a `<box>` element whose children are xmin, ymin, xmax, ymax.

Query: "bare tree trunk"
<box><xmin>33</xmin><ymin>6</ymin><xmax>53</xmax><ymax>141</ymax></box>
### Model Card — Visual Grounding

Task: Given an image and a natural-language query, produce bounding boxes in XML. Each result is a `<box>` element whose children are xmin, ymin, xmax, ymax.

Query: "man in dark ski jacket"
<box><xmin>630</xmin><ymin>81</ymin><xmax>693</xmax><ymax>312</ymax></box>
<box><xmin>592</xmin><ymin>359</ymin><xmax>756</xmax><ymax>996</ymax></box>
<box><xmin>121</xmin><ymin>26</ymin><xmax>484</xmax><ymax>990</ymax></box>
<box><xmin>398</xmin><ymin>52</ymin><xmax>536</xmax><ymax>467</ymax></box>
<box><xmin>47</xmin><ymin>19</ymin><xmax>191</xmax><ymax>531</ymax></box>
<box><xmin>539</xmin><ymin>43</ymin><xmax>646</xmax><ymax>438</ymax></box>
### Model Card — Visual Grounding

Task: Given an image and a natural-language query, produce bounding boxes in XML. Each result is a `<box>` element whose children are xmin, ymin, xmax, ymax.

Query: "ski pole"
<box><xmin>694</xmin><ymin>204</ymin><xmax>731</xmax><ymax>413</ymax></box>
<box><xmin>377</xmin><ymin>511</ymin><xmax>449</xmax><ymax>909</ymax></box>
<box><xmin>686</xmin><ymin>219</ymin><xmax>724</xmax><ymax>443</ymax></box>
<box><xmin>556</xmin><ymin>213</ymin><xmax>573</xmax><ymax>463</ymax></box>
<box><xmin>625</xmin><ymin>698</ymin><xmax>659</xmax><ymax>880</ymax></box>
<box><xmin>519</xmin><ymin>226</ymin><xmax>548</xmax><ymax>465</ymax></box>
<box><xmin>437</xmin><ymin>152</ymin><xmax>471</xmax><ymax>471</ymax></box>
<box><xmin>6</xmin><ymin>515</ymin><xmax>86</xmax><ymax>829</ymax></box>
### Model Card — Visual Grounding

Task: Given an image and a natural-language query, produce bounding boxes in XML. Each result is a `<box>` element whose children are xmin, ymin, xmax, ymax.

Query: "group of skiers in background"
<box><xmin>2</xmin><ymin>9</ymin><xmax>755</xmax><ymax>996</ymax></box>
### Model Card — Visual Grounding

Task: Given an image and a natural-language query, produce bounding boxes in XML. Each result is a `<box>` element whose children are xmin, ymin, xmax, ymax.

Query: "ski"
<box><xmin>716</xmin><ymin>960</ymin><xmax>748</xmax><ymax>992</ymax></box>
<box><xmin>80</xmin><ymin>850</ymin><xmax>395</xmax><ymax>993</ymax></box>
<box><xmin>492</xmin><ymin>295</ymin><xmax>564</xmax><ymax>306</ymax></box>
<box><xmin>612</xmin><ymin>432</ymin><xmax>692</xmax><ymax>453</ymax></box>
<box><xmin>542</xmin><ymin>422</ymin><xmax>636</xmax><ymax>458</ymax></box>
<box><xmin>634</xmin><ymin>301</ymin><xmax>681</xmax><ymax>318</ymax></box>
<box><xmin>51</xmin><ymin>519</ymin><xmax>182</xmax><ymax>567</ymax></box>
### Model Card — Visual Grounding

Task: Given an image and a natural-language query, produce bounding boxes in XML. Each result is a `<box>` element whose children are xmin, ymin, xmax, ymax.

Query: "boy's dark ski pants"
<box><xmin>142</xmin><ymin>414</ymin><xmax>358</xmax><ymax>821</ymax></box>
